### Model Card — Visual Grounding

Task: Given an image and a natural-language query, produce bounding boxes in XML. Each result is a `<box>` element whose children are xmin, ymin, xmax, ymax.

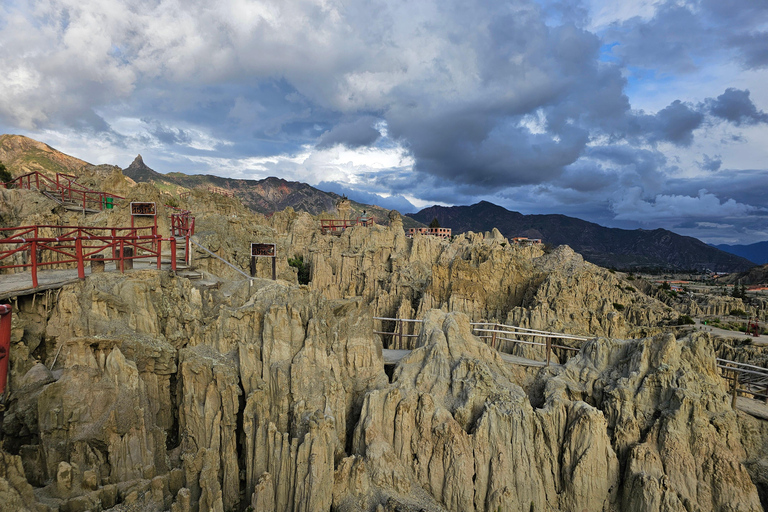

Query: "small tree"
<box><xmin>288</xmin><ymin>255</ymin><xmax>311</xmax><ymax>285</ymax></box>
<box><xmin>429</xmin><ymin>217</ymin><xmax>441</xmax><ymax>229</ymax></box>
<box><xmin>0</xmin><ymin>162</ymin><xmax>12</xmax><ymax>184</ymax></box>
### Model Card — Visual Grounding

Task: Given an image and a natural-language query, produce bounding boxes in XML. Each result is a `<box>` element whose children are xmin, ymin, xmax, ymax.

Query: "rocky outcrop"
<box><xmin>1</xmin><ymin>167</ymin><xmax>765</xmax><ymax>512</ymax></box>
<box><xmin>336</xmin><ymin>310</ymin><xmax>761</xmax><ymax>511</ymax></box>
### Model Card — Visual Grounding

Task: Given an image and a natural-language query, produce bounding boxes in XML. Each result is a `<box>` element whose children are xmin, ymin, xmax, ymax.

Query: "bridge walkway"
<box><xmin>382</xmin><ymin>348</ymin><xmax>553</xmax><ymax>368</ymax></box>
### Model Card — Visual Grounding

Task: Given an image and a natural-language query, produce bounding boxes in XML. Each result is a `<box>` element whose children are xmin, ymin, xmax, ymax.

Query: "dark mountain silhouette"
<box><xmin>408</xmin><ymin>201</ymin><xmax>754</xmax><ymax>272</ymax></box>
<box><xmin>713</xmin><ymin>241</ymin><xmax>768</xmax><ymax>265</ymax></box>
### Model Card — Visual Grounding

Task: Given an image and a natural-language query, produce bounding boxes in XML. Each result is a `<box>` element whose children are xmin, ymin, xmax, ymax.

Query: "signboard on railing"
<box><xmin>130</xmin><ymin>202</ymin><xmax>156</xmax><ymax>216</ymax></box>
<box><xmin>251</xmin><ymin>243</ymin><xmax>277</xmax><ymax>280</ymax></box>
<box><xmin>251</xmin><ymin>243</ymin><xmax>276</xmax><ymax>257</ymax></box>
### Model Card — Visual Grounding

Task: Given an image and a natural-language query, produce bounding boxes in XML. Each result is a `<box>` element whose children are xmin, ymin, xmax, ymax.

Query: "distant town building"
<box><xmin>407</xmin><ymin>227</ymin><xmax>452</xmax><ymax>239</ymax></box>
<box><xmin>512</xmin><ymin>237</ymin><xmax>542</xmax><ymax>246</ymax></box>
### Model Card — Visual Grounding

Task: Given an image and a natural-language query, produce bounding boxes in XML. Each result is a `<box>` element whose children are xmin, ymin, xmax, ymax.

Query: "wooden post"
<box><xmin>398</xmin><ymin>319</ymin><xmax>403</xmax><ymax>349</ymax></box>
<box><xmin>31</xmin><ymin>240</ymin><xmax>38</xmax><ymax>288</ymax></box>
<box><xmin>156</xmin><ymin>238</ymin><xmax>162</xmax><ymax>269</ymax></box>
<box><xmin>250</xmin><ymin>256</ymin><xmax>256</xmax><ymax>277</ymax></box>
<box><xmin>731</xmin><ymin>369</ymin><xmax>738</xmax><ymax>409</ymax></box>
<box><xmin>491</xmin><ymin>323</ymin><xmax>497</xmax><ymax>350</ymax></box>
<box><xmin>272</xmin><ymin>255</ymin><xmax>276</xmax><ymax>280</ymax></box>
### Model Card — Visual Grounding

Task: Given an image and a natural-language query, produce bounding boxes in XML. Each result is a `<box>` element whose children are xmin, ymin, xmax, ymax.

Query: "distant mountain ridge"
<box><xmin>713</xmin><ymin>241</ymin><xmax>768</xmax><ymax>265</ymax></box>
<box><xmin>408</xmin><ymin>201</ymin><xmax>754</xmax><ymax>272</ymax></box>
<box><xmin>124</xmin><ymin>155</ymin><xmax>425</xmax><ymax>228</ymax></box>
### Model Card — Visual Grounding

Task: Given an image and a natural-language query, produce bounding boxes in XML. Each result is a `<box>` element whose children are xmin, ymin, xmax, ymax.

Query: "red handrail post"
<box><xmin>75</xmin><ymin>238</ymin><xmax>85</xmax><ymax>279</ymax></box>
<box><xmin>0</xmin><ymin>304</ymin><xmax>11</xmax><ymax>395</ymax></box>
<box><xmin>31</xmin><ymin>241</ymin><xmax>38</xmax><ymax>288</ymax></box>
<box><xmin>111</xmin><ymin>229</ymin><xmax>116</xmax><ymax>259</ymax></box>
<box><xmin>157</xmin><ymin>238</ymin><xmax>162</xmax><ymax>269</ymax></box>
<box><xmin>170</xmin><ymin>238</ymin><xmax>177</xmax><ymax>271</ymax></box>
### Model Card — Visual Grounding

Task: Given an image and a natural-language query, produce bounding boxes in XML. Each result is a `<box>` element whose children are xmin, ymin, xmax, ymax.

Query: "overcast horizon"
<box><xmin>1</xmin><ymin>0</ymin><xmax>767</xmax><ymax>245</ymax></box>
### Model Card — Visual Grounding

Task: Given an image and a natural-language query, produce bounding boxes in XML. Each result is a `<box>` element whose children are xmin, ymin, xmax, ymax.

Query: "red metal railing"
<box><xmin>0</xmin><ymin>224</ymin><xmax>179</xmax><ymax>288</ymax></box>
<box><xmin>320</xmin><ymin>217</ymin><xmax>375</xmax><ymax>234</ymax></box>
<box><xmin>167</xmin><ymin>206</ymin><xmax>195</xmax><ymax>266</ymax></box>
<box><xmin>0</xmin><ymin>304</ymin><xmax>10</xmax><ymax>395</ymax></box>
<box><xmin>2</xmin><ymin>171</ymin><xmax>124</xmax><ymax>211</ymax></box>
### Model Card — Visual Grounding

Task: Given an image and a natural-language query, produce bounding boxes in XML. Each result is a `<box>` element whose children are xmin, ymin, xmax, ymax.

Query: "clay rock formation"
<box><xmin>3</xmin><ymin>269</ymin><xmax>390</xmax><ymax>511</ymax></box>
<box><xmin>299</xmin><ymin>219</ymin><xmax>676</xmax><ymax>343</ymax></box>
<box><xmin>336</xmin><ymin>310</ymin><xmax>761</xmax><ymax>511</ymax></box>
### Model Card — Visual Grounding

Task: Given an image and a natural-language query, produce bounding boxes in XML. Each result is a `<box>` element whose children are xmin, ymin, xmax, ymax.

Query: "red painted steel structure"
<box><xmin>0</xmin><ymin>224</ymin><xmax>179</xmax><ymax>288</ymax></box>
<box><xmin>167</xmin><ymin>206</ymin><xmax>195</xmax><ymax>266</ymax></box>
<box><xmin>2</xmin><ymin>171</ymin><xmax>124</xmax><ymax>211</ymax></box>
<box><xmin>0</xmin><ymin>304</ymin><xmax>10</xmax><ymax>395</ymax></box>
<box><xmin>320</xmin><ymin>217</ymin><xmax>375</xmax><ymax>234</ymax></box>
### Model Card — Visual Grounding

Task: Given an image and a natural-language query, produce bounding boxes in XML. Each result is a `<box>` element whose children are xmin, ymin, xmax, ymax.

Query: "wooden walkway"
<box><xmin>0</xmin><ymin>260</ymin><xmax>186</xmax><ymax>300</ymax></box>
<box><xmin>382</xmin><ymin>349</ymin><xmax>555</xmax><ymax>368</ymax></box>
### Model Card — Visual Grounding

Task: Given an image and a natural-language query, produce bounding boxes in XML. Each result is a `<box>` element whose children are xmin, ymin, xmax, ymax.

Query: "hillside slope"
<box><xmin>0</xmin><ymin>134</ymin><xmax>90</xmax><ymax>177</ymax></box>
<box><xmin>408</xmin><ymin>201</ymin><xmax>754</xmax><ymax>272</ymax></box>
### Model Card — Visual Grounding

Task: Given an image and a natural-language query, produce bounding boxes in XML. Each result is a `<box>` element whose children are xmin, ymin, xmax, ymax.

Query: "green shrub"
<box><xmin>677</xmin><ymin>315</ymin><xmax>695</xmax><ymax>325</ymax></box>
<box><xmin>0</xmin><ymin>162</ymin><xmax>12</xmax><ymax>185</ymax></box>
<box><xmin>288</xmin><ymin>255</ymin><xmax>311</xmax><ymax>285</ymax></box>
<box><xmin>165</xmin><ymin>197</ymin><xmax>180</xmax><ymax>208</ymax></box>
<box><xmin>613</xmin><ymin>302</ymin><xmax>625</xmax><ymax>312</ymax></box>
<box><xmin>729</xmin><ymin>309</ymin><xmax>747</xmax><ymax>317</ymax></box>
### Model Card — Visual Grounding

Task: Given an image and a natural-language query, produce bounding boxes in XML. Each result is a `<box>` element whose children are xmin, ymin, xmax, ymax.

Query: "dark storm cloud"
<box><xmin>605</xmin><ymin>4</ymin><xmax>708</xmax><ymax>73</ymax></box>
<box><xmin>605</xmin><ymin>0</ymin><xmax>768</xmax><ymax>75</ymax></box>
<box><xmin>706</xmin><ymin>88</ymin><xmax>768</xmax><ymax>126</ymax></box>
<box><xmin>666</xmin><ymin>170</ymin><xmax>768</xmax><ymax>213</ymax></box>
<box><xmin>633</xmin><ymin>100</ymin><xmax>704</xmax><ymax>146</ymax></box>
<box><xmin>143</xmin><ymin>120</ymin><xmax>193</xmax><ymax>145</ymax></box>
<box><xmin>698</xmin><ymin>154</ymin><xmax>722</xmax><ymax>172</ymax></box>
<box><xmin>316</xmin><ymin>117</ymin><xmax>381</xmax><ymax>149</ymax></box>
<box><xmin>729</xmin><ymin>32</ymin><xmax>768</xmax><ymax>69</ymax></box>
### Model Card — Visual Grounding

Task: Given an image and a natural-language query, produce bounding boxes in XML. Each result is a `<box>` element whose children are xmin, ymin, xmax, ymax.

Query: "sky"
<box><xmin>1</xmin><ymin>0</ymin><xmax>767</xmax><ymax>245</ymax></box>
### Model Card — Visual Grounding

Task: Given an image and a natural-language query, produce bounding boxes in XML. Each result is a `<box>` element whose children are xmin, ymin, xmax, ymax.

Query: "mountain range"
<box><xmin>123</xmin><ymin>155</ymin><xmax>425</xmax><ymax>229</ymax></box>
<box><xmin>0</xmin><ymin>134</ymin><xmax>756</xmax><ymax>273</ymax></box>
<box><xmin>713</xmin><ymin>241</ymin><xmax>768</xmax><ymax>265</ymax></box>
<box><xmin>408</xmin><ymin>202</ymin><xmax>754</xmax><ymax>272</ymax></box>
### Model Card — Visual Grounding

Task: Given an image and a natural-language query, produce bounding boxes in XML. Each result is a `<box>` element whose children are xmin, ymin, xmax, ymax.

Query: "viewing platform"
<box><xmin>320</xmin><ymin>216</ymin><xmax>375</xmax><ymax>235</ymax></box>
<box><xmin>406</xmin><ymin>227</ymin><xmax>452</xmax><ymax>239</ymax></box>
